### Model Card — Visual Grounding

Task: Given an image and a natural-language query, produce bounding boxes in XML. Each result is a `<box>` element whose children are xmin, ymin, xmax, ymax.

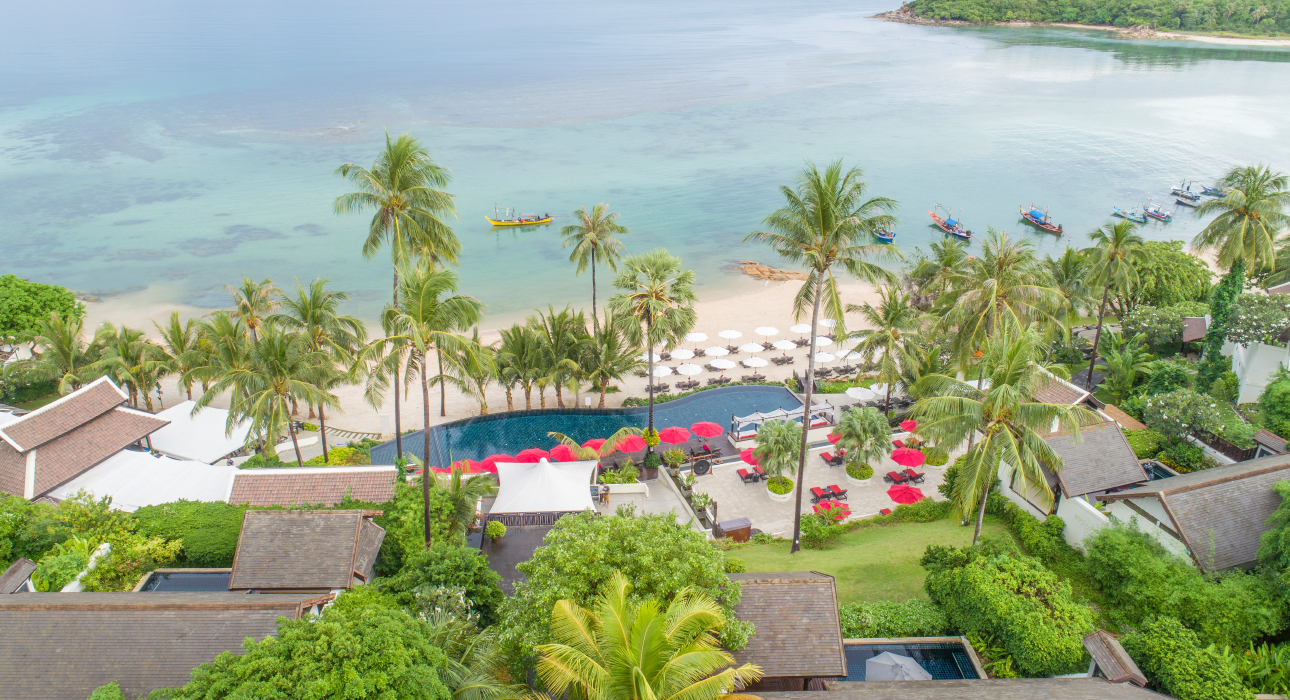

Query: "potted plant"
<box><xmin>753</xmin><ymin>419</ymin><xmax>801</xmax><ymax>503</ymax></box>
<box><xmin>679</xmin><ymin>472</ymin><xmax>696</xmax><ymax>497</ymax></box>
<box><xmin>834</xmin><ymin>406</ymin><xmax>892</xmax><ymax>486</ymax></box>
<box><xmin>485</xmin><ymin>520</ymin><xmax>507</xmax><ymax>542</ymax></box>
<box><xmin>662</xmin><ymin>448</ymin><xmax>687</xmax><ymax>477</ymax></box>
<box><xmin>691</xmin><ymin>492</ymin><xmax>713</xmax><ymax>526</ymax></box>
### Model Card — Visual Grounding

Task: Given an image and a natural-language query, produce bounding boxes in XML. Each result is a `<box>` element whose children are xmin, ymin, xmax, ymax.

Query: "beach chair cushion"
<box><xmin>811</xmin><ymin>487</ymin><xmax>827</xmax><ymax>498</ymax></box>
<box><xmin>820</xmin><ymin>452</ymin><xmax>835</xmax><ymax>463</ymax></box>
<box><xmin>886</xmin><ymin>471</ymin><xmax>907</xmax><ymax>483</ymax></box>
<box><xmin>880</xmin><ymin>508</ymin><xmax>892</xmax><ymax>516</ymax></box>
<box><xmin>737</xmin><ymin>468</ymin><xmax>752</xmax><ymax>482</ymax></box>
<box><xmin>828</xmin><ymin>485</ymin><xmax>848</xmax><ymax>500</ymax></box>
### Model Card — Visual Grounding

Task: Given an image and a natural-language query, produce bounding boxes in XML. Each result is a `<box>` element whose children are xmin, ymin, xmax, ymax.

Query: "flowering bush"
<box><xmin>813</xmin><ymin>499</ymin><xmax>851</xmax><ymax>522</ymax></box>
<box><xmin>642</xmin><ymin>428</ymin><xmax>660</xmax><ymax>447</ymax></box>
<box><xmin>1143</xmin><ymin>390</ymin><xmax>1222</xmax><ymax>441</ymax></box>
<box><xmin>839</xmin><ymin>600</ymin><xmax>951</xmax><ymax>638</ymax></box>
<box><xmin>1225</xmin><ymin>294</ymin><xmax>1290</xmax><ymax>346</ymax></box>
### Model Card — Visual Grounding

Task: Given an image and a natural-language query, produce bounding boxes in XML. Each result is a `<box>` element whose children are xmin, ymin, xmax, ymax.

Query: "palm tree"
<box><xmin>845</xmin><ymin>286</ymin><xmax>924</xmax><ymax>414</ymax></box>
<box><xmin>93</xmin><ymin>323</ymin><xmax>168</xmax><ymax>411</ymax></box>
<box><xmin>1192</xmin><ymin>164</ymin><xmax>1290</xmax><ymax>276</ymax></box>
<box><xmin>436</xmin><ymin>465</ymin><xmax>499</xmax><ymax>542</ymax></box>
<box><xmin>608</xmin><ymin>249</ymin><xmax>697</xmax><ymax>451</ymax></box>
<box><xmin>496</xmin><ymin>324</ymin><xmax>543</xmax><ymax>410</ymax></box>
<box><xmin>188</xmin><ymin>313</ymin><xmax>253</xmax><ymax>402</ymax></box>
<box><xmin>225</xmin><ymin>276</ymin><xmax>278</xmax><ymax>342</ymax></box>
<box><xmin>910</xmin><ymin>238</ymin><xmax>970</xmax><ymax>306</ymax></box>
<box><xmin>910</xmin><ymin>325</ymin><xmax>1099</xmax><ymax>544</ymax></box>
<box><xmin>583</xmin><ymin>313</ymin><xmax>644</xmax><ymax>408</ymax></box>
<box><xmin>439</xmin><ymin>331</ymin><xmax>497</xmax><ymax>415</ymax></box>
<box><xmin>744</xmin><ymin>160</ymin><xmax>898</xmax><ymax>553</ymax></box>
<box><xmin>534</xmin><ymin>571</ymin><xmax>762</xmax><ymax>700</ymax></box>
<box><xmin>1083</xmin><ymin>220</ymin><xmax>1146</xmax><ymax>389</ymax></box>
<box><xmin>197</xmin><ymin>325</ymin><xmax>335</xmax><ymax>467</ymax></box>
<box><xmin>1044</xmin><ymin>247</ymin><xmax>1094</xmax><ymax>323</ymax></box>
<box><xmin>1098</xmin><ymin>331</ymin><xmax>1153</xmax><ymax>402</ymax></box>
<box><xmin>752</xmin><ymin>419</ymin><xmax>803</xmax><ymax>490</ymax></box>
<box><xmin>271</xmin><ymin>279</ymin><xmax>367</xmax><ymax>462</ymax></box>
<box><xmin>334</xmin><ymin>132</ymin><xmax>460</xmax><ymax>298</ymax></box>
<box><xmin>832</xmin><ymin>406</ymin><xmax>892</xmax><ymax>473</ymax></box>
<box><xmin>531</xmin><ymin>306</ymin><xmax>592</xmax><ymax>409</ymax></box>
<box><xmin>13</xmin><ymin>311</ymin><xmax>96</xmax><ymax>394</ymax></box>
<box><xmin>561</xmin><ymin>204</ymin><xmax>629</xmax><ymax>329</ymax></box>
<box><xmin>152</xmin><ymin>312</ymin><xmax>203</xmax><ymax>401</ymax></box>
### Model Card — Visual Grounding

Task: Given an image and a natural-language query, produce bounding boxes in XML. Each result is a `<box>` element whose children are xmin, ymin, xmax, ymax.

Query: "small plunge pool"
<box><xmin>843</xmin><ymin>640</ymin><xmax>981</xmax><ymax>681</ymax></box>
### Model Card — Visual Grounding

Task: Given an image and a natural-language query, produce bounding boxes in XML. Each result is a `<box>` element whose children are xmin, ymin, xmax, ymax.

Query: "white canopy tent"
<box><xmin>149</xmin><ymin>400</ymin><xmax>251</xmax><ymax>464</ymax></box>
<box><xmin>491</xmin><ymin>459</ymin><xmax>598</xmax><ymax>514</ymax></box>
<box><xmin>47</xmin><ymin>450</ymin><xmax>237</xmax><ymax>511</ymax></box>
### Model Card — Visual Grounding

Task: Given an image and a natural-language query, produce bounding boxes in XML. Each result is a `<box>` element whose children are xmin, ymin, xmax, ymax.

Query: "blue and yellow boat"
<box><xmin>486</xmin><ymin>206</ymin><xmax>552</xmax><ymax>227</ymax></box>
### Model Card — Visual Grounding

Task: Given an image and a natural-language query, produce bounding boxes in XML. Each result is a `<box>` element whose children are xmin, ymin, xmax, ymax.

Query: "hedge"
<box><xmin>1124</xmin><ymin>429</ymin><xmax>1167</xmax><ymax>460</ymax></box>
<box><xmin>133</xmin><ymin>501</ymin><xmax>247</xmax><ymax>568</ymax></box>
<box><xmin>839</xmin><ymin>600</ymin><xmax>952</xmax><ymax>638</ymax></box>
<box><xmin>1122</xmin><ymin>616</ymin><xmax>1253</xmax><ymax>700</ymax></box>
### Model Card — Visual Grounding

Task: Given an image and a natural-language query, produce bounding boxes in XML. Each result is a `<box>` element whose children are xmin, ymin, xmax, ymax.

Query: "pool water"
<box><xmin>371</xmin><ymin>385</ymin><xmax>803</xmax><ymax>467</ymax></box>
<box><xmin>139</xmin><ymin>570</ymin><xmax>232</xmax><ymax>592</ymax></box>
<box><xmin>843</xmin><ymin>642</ymin><xmax>980</xmax><ymax>681</ymax></box>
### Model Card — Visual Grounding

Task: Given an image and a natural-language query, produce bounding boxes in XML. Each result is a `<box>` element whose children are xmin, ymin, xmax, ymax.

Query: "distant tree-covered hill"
<box><xmin>905</xmin><ymin>0</ymin><xmax>1290</xmax><ymax>36</ymax></box>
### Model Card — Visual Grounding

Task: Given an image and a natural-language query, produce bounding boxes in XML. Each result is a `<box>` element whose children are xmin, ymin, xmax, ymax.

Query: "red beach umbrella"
<box><xmin>887</xmin><ymin>484</ymin><xmax>925</xmax><ymax>505</ymax></box>
<box><xmin>690</xmin><ymin>422</ymin><xmax>724</xmax><ymax>438</ymax></box>
<box><xmin>581</xmin><ymin>438</ymin><xmax>607</xmax><ymax>451</ymax></box>
<box><xmin>739</xmin><ymin>448</ymin><xmax>759</xmax><ymax>466</ymax></box>
<box><xmin>549</xmin><ymin>444</ymin><xmax>579</xmax><ymax>462</ymax></box>
<box><xmin>827</xmin><ymin>432</ymin><xmax>841</xmax><ymax>445</ymax></box>
<box><xmin>891</xmin><ymin>447</ymin><xmax>926</xmax><ymax>468</ymax></box>
<box><xmin>658</xmin><ymin>426</ymin><xmax>691</xmax><ymax>444</ymax></box>
<box><xmin>451</xmin><ymin>459</ymin><xmax>482</xmax><ymax>473</ymax></box>
<box><xmin>611</xmin><ymin>435</ymin><xmax>647</xmax><ymax>453</ymax></box>
<box><xmin>900</xmin><ymin>419</ymin><xmax>918</xmax><ymax>433</ymax></box>
<box><xmin>515</xmin><ymin>448</ymin><xmax>550</xmax><ymax>463</ymax></box>
<box><xmin>429</xmin><ymin>465</ymin><xmax>452</xmax><ymax>474</ymax></box>
<box><xmin>480</xmin><ymin>454</ymin><xmax>514</xmax><ymax>470</ymax></box>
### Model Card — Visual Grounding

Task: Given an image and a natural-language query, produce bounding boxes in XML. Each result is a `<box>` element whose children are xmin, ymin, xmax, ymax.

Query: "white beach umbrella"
<box><xmin>846</xmin><ymin>387</ymin><xmax>877</xmax><ymax>401</ymax></box>
<box><xmin>685</xmin><ymin>332</ymin><xmax>708</xmax><ymax>343</ymax></box>
<box><xmin>790</xmin><ymin>323</ymin><xmax>812</xmax><ymax>334</ymax></box>
<box><xmin>754</xmin><ymin>326</ymin><xmax>779</xmax><ymax>338</ymax></box>
<box><xmin>871</xmin><ymin>382</ymin><xmax>887</xmax><ymax>395</ymax></box>
<box><xmin>718</xmin><ymin>330</ymin><xmax>743</xmax><ymax>340</ymax></box>
<box><xmin>638</xmin><ymin>351</ymin><xmax>663</xmax><ymax>362</ymax></box>
<box><xmin>813</xmin><ymin>336</ymin><xmax>834</xmax><ymax>348</ymax></box>
<box><xmin>677</xmin><ymin>364</ymin><xmax>703</xmax><ymax>375</ymax></box>
<box><xmin>711</xmin><ymin>359</ymin><xmax>737</xmax><ymax>370</ymax></box>
<box><xmin>819</xmin><ymin>319</ymin><xmax>837</xmax><ymax>328</ymax></box>
<box><xmin>743</xmin><ymin>357</ymin><xmax>769</xmax><ymax>368</ymax></box>
<box><xmin>652</xmin><ymin>366</ymin><xmax>673</xmax><ymax>377</ymax></box>
<box><xmin>814</xmin><ymin>352</ymin><xmax>836</xmax><ymax>364</ymax></box>
<box><xmin>738</xmin><ymin>342</ymin><xmax>764</xmax><ymax>354</ymax></box>
<box><xmin>705</xmin><ymin>346</ymin><xmax>729</xmax><ymax>357</ymax></box>
<box><xmin>866</xmin><ymin>652</ymin><xmax>932</xmax><ymax>681</ymax></box>
<box><xmin>671</xmin><ymin>348</ymin><xmax>695</xmax><ymax>360</ymax></box>
<box><xmin>772</xmin><ymin>339</ymin><xmax>797</xmax><ymax>351</ymax></box>
<box><xmin>842</xmin><ymin>350</ymin><xmax>865</xmax><ymax>361</ymax></box>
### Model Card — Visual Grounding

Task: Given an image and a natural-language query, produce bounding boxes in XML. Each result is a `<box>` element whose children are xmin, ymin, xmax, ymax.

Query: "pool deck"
<box><xmin>693</xmin><ymin>441</ymin><xmax>963</xmax><ymax>537</ymax></box>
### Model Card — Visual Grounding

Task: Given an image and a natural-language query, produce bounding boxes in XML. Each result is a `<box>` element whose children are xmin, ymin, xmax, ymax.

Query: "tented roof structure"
<box><xmin>149</xmin><ymin>400</ymin><xmax>251</xmax><ymax>463</ymax></box>
<box><xmin>491</xmin><ymin>459</ymin><xmax>596</xmax><ymax>514</ymax></box>
<box><xmin>46</xmin><ymin>450</ymin><xmax>236</xmax><ymax>511</ymax></box>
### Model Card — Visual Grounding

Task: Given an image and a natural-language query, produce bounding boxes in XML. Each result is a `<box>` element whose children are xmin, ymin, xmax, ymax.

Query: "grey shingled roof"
<box><xmin>1182</xmin><ymin>316</ymin><xmax>1208</xmax><ymax>342</ymax></box>
<box><xmin>1101</xmin><ymin>454</ymin><xmax>1290</xmax><ymax>571</ymax></box>
<box><xmin>1255</xmin><ymin>429</ymin><xmax>1288</xmax><ymax>454</ymax></box>
<box><xmin>0</xmin><ymin>557</ymin><xmax>37</xmax><ymax>593</ymax></box>
<box><xmin>229</xmin><ymin>510</ymin><xmax>385</xmax><ymax>590</ymax></box>
<box><xmin>1084</xmin><ymin>630</ymin><xmax>1147</xmax><ymax>686</ymax></box>
<box><xmin>0</xmin><ymin>592</ymin><xmax>328</xmax><ymax>700</ymax></box>
<box><xmin>758</xmin><ymin>678</ymin><xmax>1170</xmax><ymax>699</ymax></box>
<box><xmin>1044</xmin><ymin>423</ymin><xmax>1148</xmax><ymax>498</ymax></box>
<box><xmin>728</xmin><ymin>571</ymin><xmax>846</xmax><ymax>678</ymax></box>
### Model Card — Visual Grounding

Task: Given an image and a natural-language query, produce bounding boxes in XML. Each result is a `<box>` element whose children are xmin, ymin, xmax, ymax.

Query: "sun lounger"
<box><xmin>880</xmin><ymin>508</ymin><xmax>892</xmax><ymax>516</ymax></box>
<box><xmin>827</xmin><ymin>485</ymin><xmax>848</xmax><ymax>500</ymax></box>
<box><xmin>903</xmin><ymin>469</ymin><xmax>926</xmax><ymax>484</ymax></box>
<box><xmin>810</xmin><ymin>487</ymin><xmax>830</xmax><ymax>504</ymax></box>
<box><xmin>819</xmin><ymin>452</ymin><xmax>844</xmax><ymax>466</ymax></box>
<box><xmin>707</xmin><ymin>377</ymin><xmax>721</xmax><ymax>385</ymax></box>
<box><xmin>704</xmin><ymin>364</ymin><xmax>719</xmax><ymax>372</ymax></box>
<box><xmin>892</xmin><ymin>439</ymin><xmax>904</xmax><ymax>448</ymax></box>
<box><xmin>737</xmin><ymin>468</ymin><xmax>757</xmax><ymax>485</ymax></box>
<box><xmin>695</xmin><ymin>348</ymin><xmax>706</xmax><ymax>356</ymax></box>
<box><xmin>884</xmin><ymin>471</ymin><xmax>909</xmax><ymax>484</ymax></box>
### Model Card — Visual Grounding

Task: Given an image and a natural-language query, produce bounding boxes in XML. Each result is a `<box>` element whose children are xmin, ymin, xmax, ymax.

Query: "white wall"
<box><xmin>1225</xmin><ymin>340</ymin><xmax>1289</xmax><ymax>404</ymax></box>
<box><xmin>997</xmin><ymin>461</ymin><xmax>1053</xmax><ymax>520</ymax></box>
<box><xmin>1106</xmin><ymin>500</ymin><xmax>1193</xmax><ymax>562</ymax></box>
<box><xmin>1055</xmin><ymin>496</ymin><xmax>1109</xmax><ymax>550</ymax></box>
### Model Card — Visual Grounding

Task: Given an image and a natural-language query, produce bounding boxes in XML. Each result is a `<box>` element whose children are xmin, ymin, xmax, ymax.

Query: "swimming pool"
<box><xmin>370</xmin><ymin>385</ymin><xmax>803</xmax><ymax>467</ymax></box>
<box><xmin>843</xmin><ymin>641</ymin><xmax>981</xmax><ymax>681</ymax></box>
<box><xmin>138</xmin><ymin>569</ymin><xmax>232</xmax><ymax>592</ymax></box>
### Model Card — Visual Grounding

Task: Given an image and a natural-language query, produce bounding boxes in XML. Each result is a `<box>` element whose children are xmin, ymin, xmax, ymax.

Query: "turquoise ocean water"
<box><xmin>2</xmin><ymin>0</ymin><xmax>1289</xmax><ymax>323</ymax></box>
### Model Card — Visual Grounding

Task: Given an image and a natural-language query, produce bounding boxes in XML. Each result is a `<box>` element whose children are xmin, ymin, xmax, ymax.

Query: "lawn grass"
<box><xmin>15</xmin><ymin>393</ymin><xmax>60</xmax><ymax>410</ymax></box>
<box><xmin>732</xmin><ymin>517</ymin><xmax>1007</xmax><ymax>604</ymax></box>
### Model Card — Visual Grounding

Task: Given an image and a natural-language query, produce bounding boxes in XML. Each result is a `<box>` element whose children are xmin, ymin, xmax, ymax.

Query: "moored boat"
<box><xmin>874</xmin><ymin>229</ymin><xmax>895</xmax><ymax>243</ymax></box>
<box><xmin>1175</xmin><ymin>197</ymin><xmax>1199</xmax><ymax>208</ymax></box>
<box><xmin>928</xmin><ymin>204</ymin><xmax>972</xmax><ymax>241</ymax></box>
<box><xmin>1144</xmin><ymin>200</ymin><xmax>1173</xmax><ymax>222</ymax></box>
<box><xmin>1113</xmin><ymin>206</ymin><xmax>1148</xmax><ymax>224</ymax></box>
<box><xmin>1172</xmin><ymin>181</ymin><xmax>1201</xmax><ymax>201</ymax></box>
<box><xmin>1019</xmin><ymin>205</ymin><xmax>1062</xmax><ymax>235</ymax></box>
<box><xmin>486</xmin><ymin>206</ymin><xmax>553</xmax><ymax>227</ymax></box>
<box><xmin>1202</xmin><ymin>183</ymin><xmax>1228</xmax><ymax>198</ymax></box>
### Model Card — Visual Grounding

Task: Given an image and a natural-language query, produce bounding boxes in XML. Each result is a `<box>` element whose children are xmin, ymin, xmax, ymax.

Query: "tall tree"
<box><xmin>909</xmin><ymin>238</ymin><xmax>970</xmax><ymax>307</ymax></box>
<box><xmin>845</xmin><ymin>286</ymin><xmax>924</xmax><ymax>414</ymax></box>
<box><xmin>583</xmin><ymin>313</ymin><xmax>644</xmax><ymax>408</ymax></box>
<box><xmin>911</xmin><ymin>324</ymin><xmax>1098</xmax><ymax>544</ymax></box>
<box><xmin>438</xmin><ymin>330</ymin><xmax>497</xmax><ymax>415</ymax></box>
<box><xmin>1084</xmin><ymin>219</ymin><xmax>1146</xmax><ymax>389</ymax></box>
<box><xmin>608</xmin><ymin>249</ymin><xmax>697</xmax><ymax>451</ymax></box>
<box><xmin>561</xmin><ymin>204</ymin><xmax>629</xmax><ymax>329</ymax></box>
<box><xmin>92</xmin><ymin>323</ymin><xmax>167</xmax><ymax>411</ymax></box>
<box><xmin>152</xmin><ymin>312</ymin><xmax>202</xmax><ymax>401</ymax></box>
<box><xmin>13</xmin><ymin>311</ymin><xmax>96</xmax><ymax>394</ymax></box>
<box><xmin>743</xmin><ymin>159</ymin><xmax>897</xmax><ymax>553</ymax></box>
<box><xmin>534</xmin><ymin>571</ymin><xmax>762</xmax><ymax>700</ymax></box>
<box><xmin>271</xmin><ymin>279</ymin><xmax>367</xmax><ymax>462</ymax></box>
<box><xmin>225</xmin><ymin>276</ymin><xmax>278</xmax><ymax>342</ymax></box>
<box><xmin>1044</xmin><ymin>246</ymin><xmax>1094</xmax><ymax>323</ymax></box>
<box><xmin>1192</xmin><ymin>164</ymin><xmax>1290</xmax><ymax>276</ymax></box>
<box><xmin>496</xmin><ymin>324</ymin><xmax>544</xmax><ymax>410</ymax></box>
<box><xmin>530</xmin><ymin>306</ymin><xmax>592</xmax><ymax>409</ymax></box>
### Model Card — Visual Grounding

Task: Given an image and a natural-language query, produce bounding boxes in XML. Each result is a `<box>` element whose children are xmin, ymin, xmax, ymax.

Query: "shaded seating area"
<box><xmin>732</xmin><ymin>403</ymin><xmax>838</xmax><ymax>440</ymax></box>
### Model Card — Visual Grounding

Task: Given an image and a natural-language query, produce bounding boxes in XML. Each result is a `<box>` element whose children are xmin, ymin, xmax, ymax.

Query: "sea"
<box><xmin>2</xmin><ymin>0</ymin><xmax>1288</xmax><ymax>324</ymax></box>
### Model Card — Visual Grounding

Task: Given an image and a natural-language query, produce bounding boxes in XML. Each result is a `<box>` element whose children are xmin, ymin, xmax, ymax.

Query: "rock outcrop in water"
<box><xmin>730</xmin><ymin>260</ymin><xmax>808</xmax><ymax>282</ymax></box>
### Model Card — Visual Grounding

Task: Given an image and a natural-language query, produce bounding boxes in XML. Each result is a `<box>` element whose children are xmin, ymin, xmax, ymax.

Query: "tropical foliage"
<box><xmin>907</xmin><ymin>0</ymin><xmax>1290</xmax><ymax>36</ymax></box>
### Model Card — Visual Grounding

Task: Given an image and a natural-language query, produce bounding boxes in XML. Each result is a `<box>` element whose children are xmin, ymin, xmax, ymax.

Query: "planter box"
<box><xmin>766</xmin><ymin>484</ymin><xmax>793</xmax><ymax>502</ymax></box>
<box><xmin>845</xmin><ymin>472</ymin><xmax>873</xmax><ymax>486</ymax></box>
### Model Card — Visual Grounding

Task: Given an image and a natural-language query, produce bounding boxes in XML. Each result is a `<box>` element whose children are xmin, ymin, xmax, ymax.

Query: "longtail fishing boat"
<box><xmin>485</xmin><ymin>205</ymin><xmax>553</xmax><ymax>227</ymax></box>
<box><xmin>1172</xmin><ymin>181</ymin><xmax>1201</xmax><ymax>201</ymax></box>
<box><xmin>1019</xmin><ymin>205</ymin><xmax>1062</xmax><ymax>235</ymax></box>
<box><xmin>1202</xmin><ymin>183</ymin><xmax>1228</xmax><ymax>198</ymax></box>
<box><xmin>928</xmin><ymin>204</ymin><xmax>972</xmax><ymax>241</ymax></box>
<box><xmin>874</xmin><ymin>229</ymin><xmax>895</xmax><ymax>243</ymax></box>
<box><xmin>1113</xmin><ymin>206</ymin><xmax>1148</xmax><ymax>224</ymax></box>
<box><xmin>1144</xmin><ymin>200</ymin><xmax>1173</xmax><ymax>222</ymax></box>
<box><xmin>1175</xmin><ymin>197</ymin><xmax>1199</xmax><ymax>208</ymax></box>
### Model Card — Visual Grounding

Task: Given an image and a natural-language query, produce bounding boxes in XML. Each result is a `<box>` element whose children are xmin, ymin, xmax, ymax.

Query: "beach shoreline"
<box><xmin>874</xmin><ymin>7</ymin><xmax>1290</xmax><ymax>48</ymax></box>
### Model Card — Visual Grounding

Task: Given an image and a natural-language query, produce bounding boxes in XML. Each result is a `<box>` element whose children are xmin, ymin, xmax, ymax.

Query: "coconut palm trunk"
<box><xmin>438</xmin><ymin>347</ymin><xmax>447</xmax><ymax>417</ymax></box>
<box><xmin>1085</xmin><ymin>282</ymin><xmax>1112</xmax><ymax>390</ymax></box>
<box><xmin>646</xmin><ymin>318</ymin><xmax>656</xmax><ymax>452</ymax></box>
<box><xmin>421</xmin><ymin>354</ymin><xmax>433</xmax><ymax>547</ymax></box>
<box><xmin>288</xmin><ymin>422</ymin><xmax>305</xmax><ymax>469</ymax></box>
<box><xmin>791</xmin><ymin>273</ymin><xmax>825</xmax><ymax>554</ymax></box>
<box><xmin>318</xmin><ymin>404</ymin><xmax>329</xmax><ymax>463</ymax></box>
<box><xmin>591</xmin><ymin>249</ymin><xmax>598</xmax><ymax>325</ymax></box>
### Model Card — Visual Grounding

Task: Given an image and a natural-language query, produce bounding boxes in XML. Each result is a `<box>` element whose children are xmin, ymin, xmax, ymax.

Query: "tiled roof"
<box><xmin>229</xmin><ymin>510</ymin><xmax>385</xmax><ymax>590</ymax></box>
<box><xmin>1268</xmin><ymin>281</ymin><xmax>1290</xmax><ymax>296</ymax></box>
<box><xmin>1255</xmin><ymin>428</ymin><xmax>1288</xmax><ymax>454</ymax></box>
<box><xmin>0</xmin><ymin>558</ymin><xmax>37</xmax><ymax>593</ymax></box>
<box><xmin>1182</xmin><ymin>316</ymin><xmax>1209</xmax><ymax>342</ymax></box>
<box><xmin>0</xmin><ymin>377</ymin><xmax>126</xmax><ymax>452</ymax></box>
<box><xmin>228</xmin><ymin>466</ymin><xmax>396</xmax><ymax>507</ymax></box>
<box><xmin>1084</xmin><ymin>630</ymin><xmax>1147</xmax><ymax>686</ymax></box>
<box><xmin>1044</xmin><ymin>423</ymin><xmax>1148</xmax><ymax>498</ymax></box>
<box><xmin>758</xmin><ymin>678</ymin><xmax>1171</xmax><ymax>699</ymax></box>
<box><xmin>1100</xmin><ymin>404</ymin><xmax>1146</xmax><ymax>431</ymax></box>
<box><xmin>0</xmin><ymin>592</ymin><xmax>329</xmax><ymax>700</ymax></box>
<box><xmin>353</xmin><ymin>518</ymin><xmax>384</xmax><ymax>582</ymax></box>
<box><xmin>1101</xmin><ymin>454</ymin><xmax>1290</xmax><ymax>571</ymax></box>
<box><xmin>728</xmin><ymin>572</ymin><xmax>846</xmax><ymax>678</ymax></box>
<box><xmin>32</xmin><ymin>408</ymin><xmax>169</xmax><ymax>496</ymax></box>
<box><xmin>1032</xmin><ymin>370</ymin><xmax>1089</xmax><ymax>406</ymax></box>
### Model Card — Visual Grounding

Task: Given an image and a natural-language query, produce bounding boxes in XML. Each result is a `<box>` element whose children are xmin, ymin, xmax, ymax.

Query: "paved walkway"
<box><xmin>693</xmin><ymin>443</ymin><xmax>961</xmax><ymax>537</ymax></box>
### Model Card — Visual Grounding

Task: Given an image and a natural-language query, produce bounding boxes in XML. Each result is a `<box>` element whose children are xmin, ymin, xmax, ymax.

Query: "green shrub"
<box><xmin>376</xmin><ymin>543</ymin><xmax>505</xmax><ymax>627</ymax></box>
<box><xmin>238</xmin><ymin>453</ymin><xmax>291</xmax><ymax>469</ymax></box>
<box><xmin>1122</xmin><ymin>616</ymin><xmax>1253</xmax><ymax>700</ymax></box>
<box><xmin>765</xmin><ymin>476</ymin><xmax>794</xmax><ymax>495</ymax></box>
<box><xmin>303</xmin><ymin>445</ymin><xmax>365</xmax><ymax>466</ymax></box>
<box><xmin>81</xmin><ymin>535</ymin><xmax>183</xmax><ymax>592</ymax></box>
<box><xmin>485</xmin><ymin>520</ymin><xmax>507</xmax><ymax>541</ymax></box>
<box><xmin>876</xmin><ymin>498</ymin><xmax>951</xmax><ymax>523</ymax></box>
<box><xmin>133</xmin><ymin>501</ymin><xmax>246</xmax><ymax>568</ymax></box>
<box><xmin>299</xmin><ymin>422</ymin><xmax>319</xmax><ymax>432</ymax></box>
<box><xmin>994</xmin><ymin>500</ymin><xmax>1069</xmax><ymax>564</ymax></box>
<box><xmin>0</xmin><ymin>365</ymin><xmax>59</xmax><ymax>405</ymax></box>
<box><xmin>0</xmin><ymin>494</ymin><xmax>59</xmax><ymax>569</ymax></box>
<box><xmin>800</xmin><ymin>515</ymin><xmax>844</xmax><ymax>550</ymax></box>
<box><xmin>599</xmin><ymin>461</ymin><xmax>639</xmax><ymax>484</ymax></box>
<box><xmin>1261</xmin><ymin>368</ymin><xmax>1290</xmax><ymax>439</ymax></box>
<box><xmin>85</xmin><ymin>682</ymin><xmax>128</xmax><ymax>700</ymax></box>
<box><xmin>1158</xmin><ymin>440</ymin><xmax>1213</xmax><ymax>473</ymax></box>
<box><xmin>846</xmin><ymin>462</ymin><xmax>874</xmax><ymax>480</ymax></box>
<box><xmin>1219</xmin><ymin>642</ymin><xmax>1290</xmax><ymax>696</ymax></box>
<box><xmin>924</xmin><ymin>550</ymin><xmax>1094</xmax><ymax>677</ymax></box>
<box><xmin>32</xmin><ymin>537</ymin><xmax>95</xmax><ymax>592</ymax></box>
<box><xmin>839</xmin><ymin>600</ymin><xmax>951</xmax><ymax>638</ymax></box>
<box><xmin>1260</xmin><ymin>481</ymin><xmax>1290</xmax><ymax>579</ymax></box>
<box><xmin>724</xmin><ymin>556</ymin><xmax>747</xmax><ymax>573</ymax></box>
<box><xmin>1144</xmin><ymin>389</ymin><xmax>1223</xmax><ymax>442</ymax></box>
<box><xmin>923</xmin><ymin>445</ymin><xmax>949</xmax><ymax>467</ymax></box>
<box><xmin>1124</xmin><ymin>429</ymin><xmax>1167</xmax><ymax>459</ymax></box>
<box><xmin>661</xmin><ymin>448</ymin><xmax>686</xmax><ymax>467</ymax></box>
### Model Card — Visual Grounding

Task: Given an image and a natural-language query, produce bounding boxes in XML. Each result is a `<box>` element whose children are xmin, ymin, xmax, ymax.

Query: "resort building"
<box><xmin>755</xmin><ymin>677</ymin><xmax>1167</xmax><ymax>699</ymax></box>
<box><xmin>228</xmin><ymin>509</ymin><xmax>385</xmax><ymax>593</ymax></box>
<box><xmin>728</xmin><ymin>571</ymin><xmax>847</xmax><ymax>692</ymax></box>
<box><xmin>227</xmin><ymin>465</ymin><xmax>397</xmax><ymax>507</ymax></box>
<box><xmin>147</xmin><ymin>399</ymin><xmax>251</xmax><ymax>463</ymax></box>
<box><xmin>1098</xmin><ymin>454</ymin><xmax>1290</xmax><ymax>572</ymax></box>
